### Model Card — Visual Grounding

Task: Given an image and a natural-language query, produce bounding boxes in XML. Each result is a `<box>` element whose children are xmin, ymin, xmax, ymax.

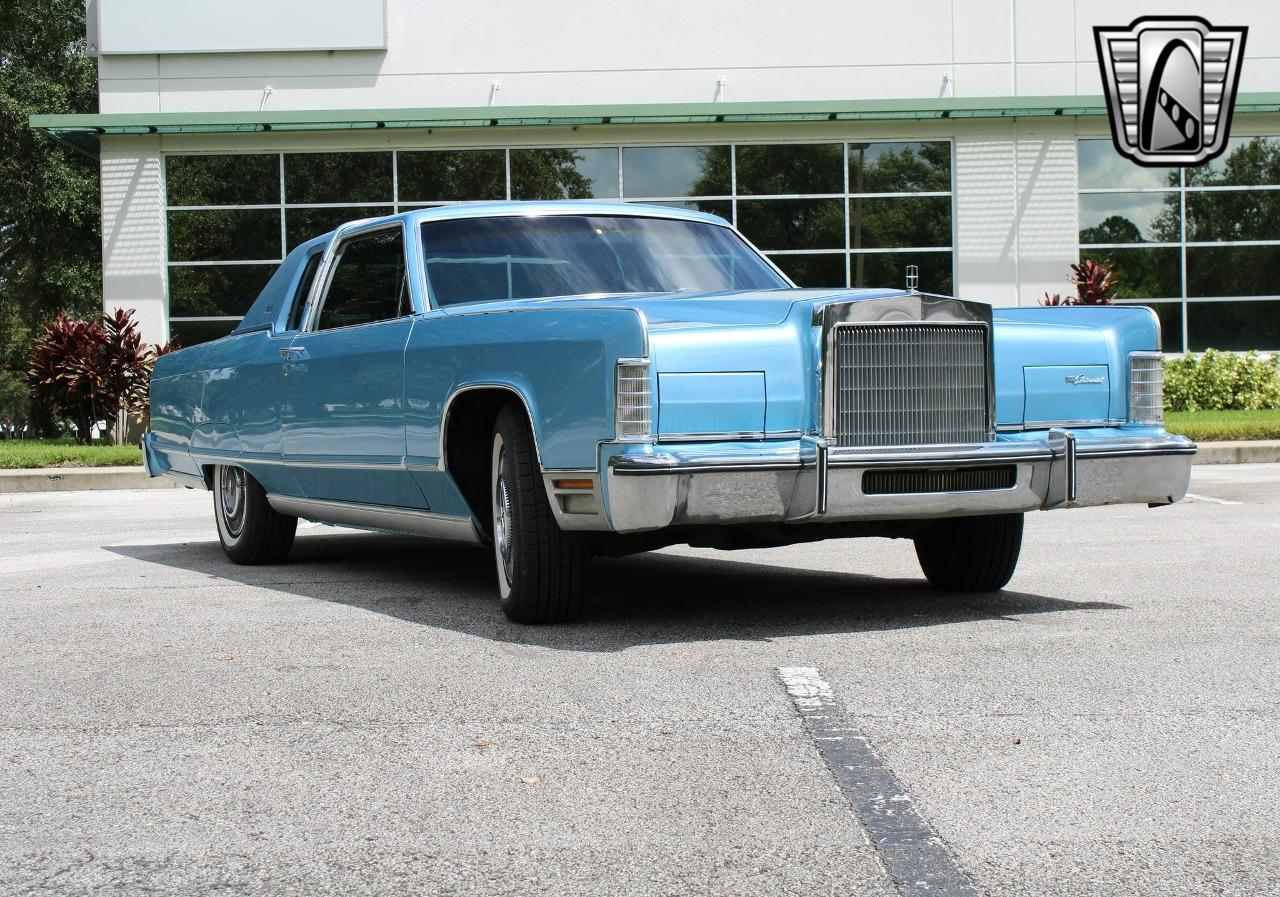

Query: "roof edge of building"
<box><xmin>29</xmin><ymin>93</ymin><xmax>1280</xmax><ymax>158</ymax></box>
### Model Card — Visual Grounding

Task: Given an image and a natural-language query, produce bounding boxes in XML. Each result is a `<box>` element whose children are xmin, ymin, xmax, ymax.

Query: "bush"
<box><xmin>1164</xmin><ymin>350</ymin><xmax>1280</xmax><ymax>412</ymax></box>
<box><xmin>26</xmin><ymin>309</ymin><xmax>159</xmax><ymax>444</ymax></box>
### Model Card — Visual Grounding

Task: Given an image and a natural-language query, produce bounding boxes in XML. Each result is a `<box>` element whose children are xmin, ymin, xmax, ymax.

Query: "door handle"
<box><xmin>278</xmin><ymin>346</ymin><xmax>309</xmax><ymax>361</ymax></box>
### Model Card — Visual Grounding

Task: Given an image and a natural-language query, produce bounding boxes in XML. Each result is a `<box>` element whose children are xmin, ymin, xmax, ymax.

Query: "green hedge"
<box><xmin>1164</xmin><ymin>350</ymin><xmax>1280</xmax><ymax>412</ymax></box>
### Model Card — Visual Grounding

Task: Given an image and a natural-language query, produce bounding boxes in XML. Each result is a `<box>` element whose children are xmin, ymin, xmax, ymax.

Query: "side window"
<box><xmin>286</xmin><ymin>251</ymin><xmax>323</xmax><ymax>332</ymax></box>
<box><xmin>316</xmin><ymin>228</ymin><xmax>409</xmax><ymax>330</ymax></box>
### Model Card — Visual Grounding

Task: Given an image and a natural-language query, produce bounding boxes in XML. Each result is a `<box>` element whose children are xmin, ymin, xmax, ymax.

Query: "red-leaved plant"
<box><xmin>1041</xmin><ymin>259</ymin><xmax>1117</xmax><ymax>306</ymax></box>
<box><xmin>27</xmin><ymin>309</ymin><xmax>177</xmax><ymax>443</ymax></box>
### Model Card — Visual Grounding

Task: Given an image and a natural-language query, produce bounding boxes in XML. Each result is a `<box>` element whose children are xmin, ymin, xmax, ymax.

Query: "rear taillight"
<box><xmin>1128</xmin><ymin>352</ymin><xmax>1164</xmax><ymax>425</ymax></box>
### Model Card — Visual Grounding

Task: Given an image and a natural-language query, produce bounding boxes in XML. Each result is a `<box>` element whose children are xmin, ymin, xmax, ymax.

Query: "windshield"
<box><xmin>420</xmin><ymin>214</ymin><xmax>787</xmax><ymax>306</ymax></box>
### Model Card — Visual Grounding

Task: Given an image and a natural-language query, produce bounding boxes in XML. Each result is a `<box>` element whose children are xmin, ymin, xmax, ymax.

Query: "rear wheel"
<box><xmin>491</xmin><ymin>403</ymin><xmax>587</xmax><ymax>623</ymax></box>
<box><xmin>213</xmin><ymin>464</ymin><xmax>297</xmax><ymax>565</ymax></box>
<box><xmin>914</xmin><ymin>513</ymin><xmax>1023</xmax><ymax>592</ymax></box>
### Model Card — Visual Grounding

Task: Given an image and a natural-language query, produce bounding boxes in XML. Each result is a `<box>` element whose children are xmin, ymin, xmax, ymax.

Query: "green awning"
<box><xmin>30</xmin><ymin>93</ymin><xmax>1280</xmax><ymax>158</ymax></box>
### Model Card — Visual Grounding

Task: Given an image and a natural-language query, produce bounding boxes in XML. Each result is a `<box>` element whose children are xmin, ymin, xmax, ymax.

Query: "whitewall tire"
<box><xmin>490</xmin><ymin>403</ymin><xmax>587</xmax><ymax>623</ymax></box>
<box><xmin>213</xmin><ymin>464</ymin><xmax>297</xmax><ymax>565</ymax></box>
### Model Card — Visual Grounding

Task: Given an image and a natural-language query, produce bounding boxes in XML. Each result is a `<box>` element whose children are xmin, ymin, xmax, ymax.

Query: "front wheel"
<box><xmin>491</xmin><ymin>403</ymin><xmax>588</xmax><ymax>623</ymax></box>
<box><xmin>213</xmin><ymin>464</ymin><xmax>297</xmax><ymax>565</ymax></box>
<box><xmin>914</xmin><ymin>513</ymin><xmax>1023</xmax><ymax>592</ymax></box>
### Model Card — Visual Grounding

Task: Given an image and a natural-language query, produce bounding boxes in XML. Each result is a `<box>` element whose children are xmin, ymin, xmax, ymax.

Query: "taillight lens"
<box><xmin>615</xmin><ymin>360</ymin><xmax>651</xmax><ymax>439</ymax></box>
<box><xmin>1128</xmin><ymin>352</ymin><xmax>1164</xmax><ymax>425</ymax></box>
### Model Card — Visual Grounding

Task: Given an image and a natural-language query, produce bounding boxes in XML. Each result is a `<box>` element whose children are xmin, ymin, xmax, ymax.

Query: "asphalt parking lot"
<box><xmin>2</xmin><ymin>464</ymin><xmax>1278</xmax><ymax>897</ymax></box>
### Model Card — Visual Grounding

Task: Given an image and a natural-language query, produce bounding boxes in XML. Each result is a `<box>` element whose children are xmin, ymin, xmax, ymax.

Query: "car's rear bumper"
<box><xmin>596</xmin><ymin>430</ymin><xmax>1195</xmax><ymax>533</ymax></box>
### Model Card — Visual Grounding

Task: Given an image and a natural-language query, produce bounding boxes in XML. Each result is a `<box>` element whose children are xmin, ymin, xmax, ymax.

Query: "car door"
<box><xmin>281</xmin><ymin>222</ymin><xmax>425</xmax><ymax>509</ymax></box>
<box><xmin>225</xmin><ymin>248</ymin><xmax>326</xmax><ymax>496</ymax></box>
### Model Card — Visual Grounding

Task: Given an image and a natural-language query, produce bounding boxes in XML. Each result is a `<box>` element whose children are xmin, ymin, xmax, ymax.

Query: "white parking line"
<box><xmin>1185</xmin><ymin>492</ymin><xmax>1243</xmax><ymax>506</ymax></box>
<box><xmin>778</xmin><ymin>666</ymin><xmax>978</xmax><ymax>897</ymax></box>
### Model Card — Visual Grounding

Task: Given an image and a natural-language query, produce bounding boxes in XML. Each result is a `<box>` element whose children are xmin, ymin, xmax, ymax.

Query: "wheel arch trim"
<box><xmin>438</xmin><ymin>382</ymin><xmax>544</xmax><ymax>474</ymax></box>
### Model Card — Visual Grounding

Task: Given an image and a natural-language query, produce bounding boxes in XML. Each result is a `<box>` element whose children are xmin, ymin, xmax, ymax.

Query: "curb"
<box><xmin>0</xmin><ymin>466</ymin><xmax>178</xmax><ymax>494</ymax></box>
<box><xmin>4</xmin><ymin>443</ymin><xmax>1279</xmax><ymax>493</ymax></box>
<box><xmin>1191</xmin><ymin>439</ymin><xmax>1280</xmax><ymax>465</ymax></box>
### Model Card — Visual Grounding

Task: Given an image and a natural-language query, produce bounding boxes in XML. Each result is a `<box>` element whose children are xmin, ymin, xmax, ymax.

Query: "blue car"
<box><xmin>144</xmin><ymin>201</ymin><xmax>1194</xmax><ymax>623</ymax></box>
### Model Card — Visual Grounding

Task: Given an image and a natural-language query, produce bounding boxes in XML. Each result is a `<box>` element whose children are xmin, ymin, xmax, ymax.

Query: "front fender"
<box><xmin>403</xmin><ymin>307</ymin><xmax>648</xmax><ymax>470</ymax></box>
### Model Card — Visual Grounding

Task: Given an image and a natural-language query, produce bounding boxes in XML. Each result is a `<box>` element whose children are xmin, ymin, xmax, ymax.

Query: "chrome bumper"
<box><xmin>602</xmin><ymin>431</ymin><xmax>1196</xmax><ymax>533</ymax></box>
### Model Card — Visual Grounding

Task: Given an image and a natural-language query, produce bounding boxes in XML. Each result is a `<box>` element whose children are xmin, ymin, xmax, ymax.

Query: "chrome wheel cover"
<box><xmin>219</xmin><ymin>466</ymin><xmax>247</xmax><ymax>538</ymax></box>
<box><xmin>494</xmin><ymin>445</ymin><xmax>515</xmax><ymax>585</ymax></box>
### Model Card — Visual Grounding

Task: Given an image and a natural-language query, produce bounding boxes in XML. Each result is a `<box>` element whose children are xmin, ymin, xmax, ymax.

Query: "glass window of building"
<box><xmin>1078</xmin><ymin>136</ymin><xmax>1280</xmax><ymax>351</ymax></box>
<box><xmin>163</xmin><ymin>140</ymin><xmax>955</xmax><ymax>344</ymax></box>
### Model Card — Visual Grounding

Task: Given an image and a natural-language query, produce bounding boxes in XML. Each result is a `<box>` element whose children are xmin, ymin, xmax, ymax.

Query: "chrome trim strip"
<box><xmin>609</xmin><ymin>440</ymin><xmax>1056</xmax><ymax>476</ymax></box>
<box><xmin>1001</xmin><ymin>418</ymin><xmax>1128</xmax><ymax>431</ymax></box>
<box><xmin>189</xmin><ymin>451</ymin><xmax>405</xmax><ymax>471</ymax></box>
<box><xmin>1066</xmin><ymin>431</ymin><xmax>1078</xmax><ymax>502</ymax></box>
<box><xmin>1076</xmin><ymin>445</ymin><xmax>1197</xmax><ymax>458</ymax></box>
<box><xmin>611</xmin><ymin>458</ymin><xmax>806</xmax><ymax>476</ymax></box>
<box><xmin>1074</xmin><ymin>434</ymin><xmax>1196</xmax><ymax>457</ymax></box>
<box><xmin>828</xmin><ymin>441</ymin><xmax>1051</xmax><ymax>465</ymax></box>
<box><xmin>265</xmin><ymin>494</ymin><xmax>481</xmax><ymax>544</ymax></box>
<box><xmin>656</xmin><ymin>431</ymin><xmax>767</xmax><ymax>442</ymax></box>
<box><xmin>437</xmin><ymin>383</ymin><xmax>542</xmax><ymax>472</ymax></box>
<box><xmin>815</xmin><ymin>438</ymin><xmax>829</xmax><ymax>515</ymax></box>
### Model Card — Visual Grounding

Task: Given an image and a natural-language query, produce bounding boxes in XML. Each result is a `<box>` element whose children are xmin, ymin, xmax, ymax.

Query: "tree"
<box><xmin>0</xmin><ymin>0</ymin><xmax>100</xmax><ymax>430</ymax></box>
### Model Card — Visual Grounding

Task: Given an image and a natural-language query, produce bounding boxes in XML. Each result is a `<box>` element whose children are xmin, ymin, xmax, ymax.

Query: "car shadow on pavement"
<box><xmin>108</xmin><ymin>530</ymin><xmax>1126</xmax><ymax>651</ymax></box>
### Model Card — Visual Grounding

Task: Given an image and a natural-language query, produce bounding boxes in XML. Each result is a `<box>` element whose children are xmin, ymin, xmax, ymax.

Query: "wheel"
<box><xmin>491</xmin><ymin>403</ymin><xmax>588</xmax><ymax>623</ymax></box>
<box><xmin>212</xmin><ymin>464</ymin><xmax>297</xmax><ymax>565</ymax></box>
<box><xmin>914</xmin><ymin>513</ymin><xmax>1024</xmax><ymax>593</ymax></box>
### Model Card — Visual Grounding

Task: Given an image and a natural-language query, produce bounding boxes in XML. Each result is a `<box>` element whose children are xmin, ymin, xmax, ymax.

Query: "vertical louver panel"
<box><xmin>834</xmin><ymin>323</ymin><xmax>989</xmax><ymax>447</ymax></box>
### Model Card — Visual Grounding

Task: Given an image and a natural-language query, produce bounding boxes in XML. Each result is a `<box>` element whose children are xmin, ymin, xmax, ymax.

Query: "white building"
<box><xmin>32</xmin><ymin>0</ymin><xmax>1280</xmax><ymax>352</ymax></box>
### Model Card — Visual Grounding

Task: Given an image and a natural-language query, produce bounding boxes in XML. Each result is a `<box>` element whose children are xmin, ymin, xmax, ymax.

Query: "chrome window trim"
<box><xmin>301</xmin><ymin>219</ymin><xmax>411</xmax><ymax>333</ymax></box>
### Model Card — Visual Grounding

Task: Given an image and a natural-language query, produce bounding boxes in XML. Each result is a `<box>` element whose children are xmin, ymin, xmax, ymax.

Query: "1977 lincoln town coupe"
<box><xmin>144</xmin><ymin>201</ymin><xmax>1195</xmax><ymax>623</ymax></box>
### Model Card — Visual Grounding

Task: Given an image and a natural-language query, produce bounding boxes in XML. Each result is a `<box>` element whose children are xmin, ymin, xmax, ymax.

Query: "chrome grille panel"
<box><xmin>833</xmin><ymin>323</ymin><xmax>989</xmax><ymax>448</ymax></box>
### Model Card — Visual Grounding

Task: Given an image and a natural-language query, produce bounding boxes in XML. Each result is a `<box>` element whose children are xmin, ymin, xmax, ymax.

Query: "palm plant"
<box><xmin>26</xmin><ymin>309</ymin><xmax>169</xmax><ymax>443</ymax></box>
<box><xmin>1041</xmin><ymin>259</ymin><xmax>1117</xmax><ymax>306</ymax></box>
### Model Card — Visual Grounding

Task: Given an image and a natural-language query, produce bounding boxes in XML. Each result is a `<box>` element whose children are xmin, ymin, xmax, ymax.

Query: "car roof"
<box><xmin>314</xmin><ymin>200</ymin><xmax>732</xmax><ymax>242</ymax></box>
<box><xmin>233</xmin><ymin>202</ymin><xmax>739</xmax><ymax>336</ymax></box>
